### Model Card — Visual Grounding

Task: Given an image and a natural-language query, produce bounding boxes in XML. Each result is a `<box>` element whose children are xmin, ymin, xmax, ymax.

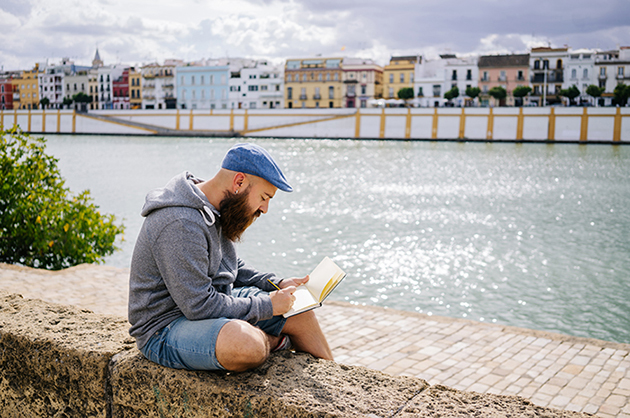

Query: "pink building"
<box><xmin>0</xmin><ymin>77</ymin><xmax>14</xmax><ymax>110</ymax></box>
<box><xmin>478</xmin><ymin>54</ymin><xmax>530</xmax><ymax>106</ymax></box>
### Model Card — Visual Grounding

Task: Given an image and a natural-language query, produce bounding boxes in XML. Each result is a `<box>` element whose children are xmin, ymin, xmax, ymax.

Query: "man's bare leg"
<box><xmin>280</xmin><ymin>310</ymin><xmax>333</xmax><ymax>360</ymax></box>
<box><xmin>215</xmin><ymin>320</ymin><xmax>270</xmax><ymax>372</ymax></box>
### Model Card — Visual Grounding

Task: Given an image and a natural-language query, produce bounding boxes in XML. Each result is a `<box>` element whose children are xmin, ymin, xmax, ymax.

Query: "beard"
<box><xmin>218</xmin><ymin>187</ymin><xmax>261</xmax><ymax>242</ymax></box>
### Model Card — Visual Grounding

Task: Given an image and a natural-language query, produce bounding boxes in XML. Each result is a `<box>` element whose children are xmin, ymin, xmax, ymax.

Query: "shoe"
<box><xmin>272</xmin><ymin>335</ymin><xmax>292</xmax><ymax>352</ymax></box>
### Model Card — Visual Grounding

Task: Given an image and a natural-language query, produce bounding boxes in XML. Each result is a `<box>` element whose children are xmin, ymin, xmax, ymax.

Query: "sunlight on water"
<box><xmin>45</xmin><ymin>135</ymin><xmax>630</xmax><ymax>344</ymax></box>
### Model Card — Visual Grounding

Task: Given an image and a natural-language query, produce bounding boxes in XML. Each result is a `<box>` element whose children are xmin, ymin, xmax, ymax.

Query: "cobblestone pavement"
<box><xmin>1</xmin><ymin>263</ymin><xmax>628</xmax><ymax>417</ymax></box>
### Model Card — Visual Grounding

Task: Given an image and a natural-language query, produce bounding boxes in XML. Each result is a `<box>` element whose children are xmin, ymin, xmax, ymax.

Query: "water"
<box><xmin>43</xmin><ymin>135</ymin><xmax>630</xmax><ymax>344</ymax></box>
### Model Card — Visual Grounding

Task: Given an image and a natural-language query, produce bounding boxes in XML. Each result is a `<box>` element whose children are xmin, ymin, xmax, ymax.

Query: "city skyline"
<box><xmin>1</xmin><ymin>0</ymin><xmax>629</xmax><ymax>71</ymax></box>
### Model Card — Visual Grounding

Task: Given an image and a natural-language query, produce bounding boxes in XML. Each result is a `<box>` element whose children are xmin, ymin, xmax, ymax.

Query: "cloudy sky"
<box><xmin>1</xmin><ymin>0</ymin><xmax>629</xmax><ymax>70</ymax></box>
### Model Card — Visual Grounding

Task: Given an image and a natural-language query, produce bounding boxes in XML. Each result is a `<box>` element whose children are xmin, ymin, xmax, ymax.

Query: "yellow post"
<box><xmin>27</xmin><ymin>108</ymin><xmax>32</xmax><ymax>132</ymax></box>
<box><xmin>379</xmin><ymin>108</ymin><xmax>386</xmax><ymax>138</ymax></box>
<box><xmin>580</xmin><ymin>107</ymin><xmax>588</xmax><ymax>141</ymax></box>
<box><xmin>243</xmin><ymin>109</ymin><xmax>249</xmax><ymax>132</ymax></box>
<box><xmin>189</xmin><ymin>109</ymin><xmax>194</xmax><ymax>130</ymax></box>
<box><xmin>56</xmin><ymin>109</ymin><xmax>61</xmax><ymax>133</ymax></box>
<box><xmin>354</xmin><ymin>109</ymin><xmax>361</xmax><ymax>138</ymax></box>
<box><xmin>458</xmin><ymin>107</ymin><xmax>466</xmax><ymax>139</ymax></box>
<box><xmin>0</xmin><ymin>110</ymin><xmax>3</xmax><ymax>128</ymax></box>
<box><xmin>516</xmin><ymin>107</ymin><xmax>524</xmax><ymax>140</ymax></box>
<box><xmin>613</xmin><ymin>107</ymin><xmax>622</xmax><ymax>142</ymax></box>
<box><xmin>405</xmin><ymin>108</ymin><xmax>412</xmax><ymax>139</ymax></box>
<box><xmin>42</xmin><ymin>109</ymin><xmax>46</xmax><ymax>132</ymax></box>
<box><xmin>431</xmin><ymin>108</ymin><xmax>438</xmax><ymax>139</ymax></box>
<box><xmin>486</xmin><ymin>108</ymin><xmax>494</xmax><ymax>140</ymax></box>
<box><xmin>547</xmin><ymin>108</ymin><xmax>556</xmax><ymax>140</ymax></box>
<box><xmin>14</xmin><ymin>108</ymin><xmax>17</xmax><ymax>127</ymax></box>
<box><xmin>229</xmin><ymin>109</ymin><xmax>234</xmax><ymax>131</ymax></box>
<box><xmin>176</xmin><ymin>109</ymin><xmax>180</xmax><ymax>130</ymax></box>
<box><xmin>72</xmin><ymin>110</ymin><xmax>76</xmax><ymax>133</ymax></box>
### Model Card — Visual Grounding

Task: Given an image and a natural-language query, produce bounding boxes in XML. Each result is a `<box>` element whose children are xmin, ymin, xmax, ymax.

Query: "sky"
<box><xmin>1</xmin><ymin>0</ymin><xmax>629</xmax><ymax>71</ymax></box>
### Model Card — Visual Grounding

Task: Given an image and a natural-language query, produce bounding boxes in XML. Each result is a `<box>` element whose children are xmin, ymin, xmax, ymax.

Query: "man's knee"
<box><xmin>216</xmin><ymin>320</ymin><xmax>269</xmax><ymax>372</ymax></box>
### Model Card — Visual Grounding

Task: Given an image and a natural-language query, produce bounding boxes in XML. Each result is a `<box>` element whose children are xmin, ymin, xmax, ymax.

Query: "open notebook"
<box><xmin>283</xmin><ymin>257</ymin><xmax>347</xmax><ymax>318</ymax></box>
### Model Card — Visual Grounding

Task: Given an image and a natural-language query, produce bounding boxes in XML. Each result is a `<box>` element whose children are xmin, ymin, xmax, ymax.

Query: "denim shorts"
<box><xmin>140</xmin><ymin>286</ymin><xmax>287</xmax><ymax>371</ymax></box>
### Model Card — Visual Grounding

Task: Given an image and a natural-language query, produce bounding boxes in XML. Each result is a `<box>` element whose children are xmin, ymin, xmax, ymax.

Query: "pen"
<box><xmin>267</xmin><ymin>279</ymin><xmax>282</xmax><ymax>291</ymax></box>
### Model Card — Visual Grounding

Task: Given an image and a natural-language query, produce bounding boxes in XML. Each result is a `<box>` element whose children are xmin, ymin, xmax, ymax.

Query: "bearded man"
<box><xmin>128</xmin><ymin>143</ymin><xmax>333</xmax><ymax>372</ymax></box>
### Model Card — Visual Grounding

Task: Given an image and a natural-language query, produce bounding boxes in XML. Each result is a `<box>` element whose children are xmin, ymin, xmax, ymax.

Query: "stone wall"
<box><xmin>0</xmin><ymin>292</ymin><xmax>592</xmax><ymax>417</ymax></box>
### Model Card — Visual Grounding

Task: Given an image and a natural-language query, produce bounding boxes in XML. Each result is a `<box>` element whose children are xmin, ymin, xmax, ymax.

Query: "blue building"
<box><xmin>176</xmin><ymin>64</ymin><xmax>230</xmax><ymax>110</ymax></box>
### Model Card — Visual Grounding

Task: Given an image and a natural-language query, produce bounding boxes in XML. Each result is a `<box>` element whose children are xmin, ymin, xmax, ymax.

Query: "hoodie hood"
<box><xmin>141</xmin><ymin>171</ymin><xmax>219</xmax><ymax>226</ymax></box>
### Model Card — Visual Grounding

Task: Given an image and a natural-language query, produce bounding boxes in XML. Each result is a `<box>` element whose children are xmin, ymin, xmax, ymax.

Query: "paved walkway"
<box><xmin>1</xmin><ymin>263</ymin><xmax>628</xmax><ymax>417</ymax></box>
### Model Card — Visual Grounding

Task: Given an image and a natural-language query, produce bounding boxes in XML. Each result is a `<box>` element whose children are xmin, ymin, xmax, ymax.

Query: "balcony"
<box><xmin>299</xmin><ymin>94</ymin><xmax>307</xmax><ymax>100</ymax></box>
<box><xmin>313</xmin><ymin>94</ymin><xmax>322</xmax><ymax>100</ymax></box>
<box><xmin>498</xmin><ymin>76</ymin><xmax>507</xmax><ymax>82</ymax></box>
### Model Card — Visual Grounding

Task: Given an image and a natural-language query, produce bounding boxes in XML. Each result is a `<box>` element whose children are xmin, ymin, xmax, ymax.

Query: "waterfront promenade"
<box><xmin>1</xmin><ymin>262</ymin><xmax>628</xmax><ymax>417</ymax></box>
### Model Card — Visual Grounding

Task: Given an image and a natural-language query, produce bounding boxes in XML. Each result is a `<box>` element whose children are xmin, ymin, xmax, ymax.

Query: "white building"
<box><xmin>529</xmin><ymin>47</ymin><xmax>569</xmax><ymax>106</ymax></box>
<box><xmin>228</xmin><ymin>60</ymin><xmax>283</xmax><ymax>110</ymax></box>
<box><xmin>564</xmin><ymin>49</ymin><xmax>597</xmax><ymax>105</ymax></box>
<box><xmin>595</xmin><ymin>47</ymin><xmax>630</xmax><ymax>106</ymax></box>
<box><xmin>142</xmin><ymin>59</ymin><xmax>182</xmax><ymax>110</ymax></box>
<box><xmin>413</xmin><ymin>54</ymin><xmax>478</xmax><ymax>107</ymax></box>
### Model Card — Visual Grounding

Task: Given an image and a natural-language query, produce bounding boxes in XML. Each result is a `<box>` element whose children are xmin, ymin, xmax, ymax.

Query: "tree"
<box><xmin>558</xmin><ymin>85</ymin><xmax>580</xmax><ymax>106</ymax></box>
<box><xmin>72</xmin><ymin>92</ymin><xmax>93</xmax><ymax>112</ymax></box>
<box><xmin>613</xmin><ymin>83</ymin><xmax>630</xmax><ymax>106</ymax></box>
<box><xmin>62</xmin><ymin>97</ymin><xmax>73</xmax><ymax>108</ymax></box>
<box><xmin>512</xmin><ymin>86</ymin><xmax>532</xmax><ymax>106</ymax></box>
<box><xmin>586</xmin><ymin>85</ymin><xmax>605</xmax><ymax>106</ymax></box>
<box><xmin>0</xmin><ymin>128</ymin><xmax>124</xmax><ymax>270</ymax></box>
<box><xmin>39</xmin><ymin>97</ymin><xmax>50</xmax><ymax>109</ymax></box>
<box><xmin>444</xmin><ymin>86</ymin><xmax>459</xmax><ymax>105</ymax></box>
<box><xmin>397</xmin><ymin>87</ymin><xmax>414</xmax><ymax>106</ymax></box>
<box><xmin>488</xmin><ymin>86</ymin><xmax>507</xmax><ymax>105</ymax></box>
<box><xmin>465</xmin><ymin>87</ymin><xmax>481</xmax><ymax>100</ymax></box>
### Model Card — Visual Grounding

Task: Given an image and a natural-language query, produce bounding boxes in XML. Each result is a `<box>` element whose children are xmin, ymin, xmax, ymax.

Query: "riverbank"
<box><xmin>1</xmin><ymin>262</ymin><xmax>628</xmax><ymax>416</ymax></box>
<box><xmin>2</xmin><ymin>107</ymin><xmax>629</xmax><ymax>142</ymax></box>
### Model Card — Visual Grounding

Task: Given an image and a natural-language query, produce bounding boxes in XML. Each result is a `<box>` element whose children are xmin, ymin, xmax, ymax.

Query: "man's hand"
<box><xmin>270</xmin><ymin>286</ymin><xmax>297</xmax><ymax>316</ymax></box>
<box><xmin>279</xmin><ymin>275</ymin><xmax>309</xmax><ymax>289</ymax></box>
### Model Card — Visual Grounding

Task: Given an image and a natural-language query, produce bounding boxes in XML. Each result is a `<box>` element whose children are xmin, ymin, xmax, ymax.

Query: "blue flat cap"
<box><xmin>221</xmin><ymin>143</ymin><xmax>293</xmax><ymax>192</ymax></box>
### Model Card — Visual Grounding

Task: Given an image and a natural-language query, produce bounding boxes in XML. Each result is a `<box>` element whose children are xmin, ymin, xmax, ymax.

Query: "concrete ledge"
<box><xmin>0</xmin><ymin>292</ymin><xmax>592</xmax><ymax>417</ymax></box>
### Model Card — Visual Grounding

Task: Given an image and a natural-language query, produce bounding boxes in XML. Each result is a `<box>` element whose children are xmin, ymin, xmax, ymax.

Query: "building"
<box><xmin>564</xmin><ymin>49</ymin><xmax>597</xmax><ymax>105</ymax></box>
<box><xmin>95</xmin><ymin>65</ymin><xmax>125</xmax><ymax>109</ymax></box>
<box><xmin>38</xmin><ymin>58</ymin><xmax>91</xmax><ymax>109</ymax></box>
<box><xmin>10</xmin><ymin>65</ymin><xmax>39</xmax><ymax>110</ymax></box>
<box><xmin>128</xmin><ymin>67</ymin><xmax>142</xmax><ymax>109</ymax></box>
<box><xmin>383</xmin><ymin>55</ymin><xmax>420</xmax><ymax>100</ymax></box>
<box><xmin>0</xmin><ymin>75</ymin><xmax>15</xmax><ymax>110</ymax></box>
<box><xmin>176</xmin><ymin>60</ymin><xmax>230</xmax><ymax>110</ymax></box>
<box><xmin>443</xmin><ymin>55</ymin><xmax>478</xmax><ymax>106</ymax></box>
<box><xmin>113</xmin><ymin>68</ymin><xmax>130</xmax><ymax>109</ymax></box>
<box><xmin>284</xmin><ymin>57</ymin><xmax>344</xmax><ymax>108</ymax></box>
<box><xmin>228</xmin><ymin>61</ymin><xmax>283</xmax><ymax>110</ymax></box>
<box><xmin>478</xmin><ymin>54</ymin><xmax>529</xmax><ymax>106</ymax></box>
<box><xmin>341</xmin><ymin>58</ymin><xmax>383</xmax><ymax>108</ymax></box>
<box><xmin>414</xmin><ymin>57</ymin><xmax>445</xmax><ymax>107</ymax></box>
<box><xmin>529</xmin><ymin>47</ymin><xmax>568</xmax><ymax>106</ymax></box>
<box><xmin>595</xmin><ymin>47</ymin><xmax>630</xmax><ymax>106</ymax></box>
<box><xmin>64</xmin><ymin>71</ymin><xmax>90</xmax><ymax>110</ymax></box>
<box><xmin>88</xmin><ymin>70</ymin><xmax>99</xmax><ymax>110</ymax></box>
<box><xmin>142</xmin><ymin>60</ymin><xmax>181</xmax><ymax>109</ymax></box>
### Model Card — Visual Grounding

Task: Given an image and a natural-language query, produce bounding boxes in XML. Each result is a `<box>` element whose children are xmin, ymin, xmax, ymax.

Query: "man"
<box><xmin>128</xmin><ymin>143</ymin><xmax>333</xmax><ymax>372</ymax></box>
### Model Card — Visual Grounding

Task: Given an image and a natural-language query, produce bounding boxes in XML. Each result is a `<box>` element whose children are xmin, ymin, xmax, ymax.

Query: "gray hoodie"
<box><xmin>128</xmin><ymin>171</ymin><xmax>282</xmax><ymax>350</ymax></box>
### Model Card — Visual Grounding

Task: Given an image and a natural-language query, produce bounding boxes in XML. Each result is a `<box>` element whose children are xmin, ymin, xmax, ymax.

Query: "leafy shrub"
<box><xmin>0</xmin><ymin>128</ymin><xmax>124</xmax><ymax>270</ymax></box>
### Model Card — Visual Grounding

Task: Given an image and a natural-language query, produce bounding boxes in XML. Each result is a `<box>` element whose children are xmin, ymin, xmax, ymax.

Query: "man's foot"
<box><xmin>272</xmin><ymin>334</ymin><xmax>292</xmax><ymax>352</ymax></box>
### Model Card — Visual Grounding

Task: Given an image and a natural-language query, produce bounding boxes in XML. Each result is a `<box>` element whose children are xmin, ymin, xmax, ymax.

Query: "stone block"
<box><xmin>109</xmin><ymin>349</ymin><xmax>428</xmax><ymax>417</ymax></box>
<box><xmin>0</xmin><ymin>293</ymin><xmax>134</xmax><ymax>417</ymax></box>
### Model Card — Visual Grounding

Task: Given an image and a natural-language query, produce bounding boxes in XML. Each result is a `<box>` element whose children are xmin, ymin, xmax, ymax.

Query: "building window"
<box><xmin>326</xmin><ymin>73</ymin><xmax>331</xmax><ymax>81</ymax></box>
<box><xmin>191</xmin><ymin>76</ymin><xmax>196</xmax><ymax>85</ymax></box>
<box><xmin>466</xmin><ymin>69</ymin><xmax>472</xmax><ymax>81</ymax></box>
<box><xmin>389</xmin><ymin>87</ymin><xmax>394</xmax><ymax>97</ymax></box>
<box><xmin>600</xmin><ymin>67</ymin><xmax>606</xmax><ymax>76</ymax></box>
<box><xmin>451</xmin><ymin>70</ymin><xmax>457</xmax><ymax>81</ymax></box>
<box><xmin>583</xmin><ymin>69</ymin><xmax>588</xmax><ymax>79</ymax></box>
<box><xmin>432</xmin><ymin>84</ymin><xmax>441</xmax><ymax>97</ymax></box>
<box><xmin>499</xmin><ymin>71</ymin><xmax>506</xmax><ymax>81</ymax></box>
<box><xmin>287</xmin><ymin>74</ymin><xmax>292</xmax><ymax>82</ymax></box>
<box><xmin>389</xmin><ymin>74</ymin><xmax>394</xmax><ymax>83</ymax></box>
<box><xmin>248</xmin><ymin>85</ymin><xmax>258</xmax><ymax>91</ymax></box>
<box><xmin>328</xmin><ymin>86</ymin><xmax>334</xmax><ymax>99</ymax></box>
<box><xmin>201</xmin><ymin>75</ymin><xmax>205</xmax><ymax>84</ymax></box>
<box><xmin>361</xmin><ymin>85</ymin><xmax>366</xmax><ymax>95</ymax></box>
<box><xmin>181</xmin><ymin>76</ymin><xmax>185</xmax><ymax>85</ymax></box>
<box><xmin>210</xmin><ymin>75</ymin><xmax>214</xmax><ymax>84</ymax></box>
<box><xmin>302</xmin><ymin>74</ymin><xmax>307</xmax><ymax>82</ymax></box>
<box><xmin>287</xmin><ymin>87</ymin><xmax>292</xmax><ymax>99</ymax></box>
<box><xmin>334</xmin><ymin>73</ymin><xmax>339</xmax><ymax>81</ymax></box>
<box><xmin>410</xmin><ymin>72</ymin><xmax>414</xmax><ymax>83</ymax></box>
<box><xmin>400</xmin><ymin>73</ymin><xmax>405</xmax><ymax>83</ymax></box>
<box><xmin>618</xmin><ymin>67</ymin><xmax>625</xmax><ymax>77</ymax></box>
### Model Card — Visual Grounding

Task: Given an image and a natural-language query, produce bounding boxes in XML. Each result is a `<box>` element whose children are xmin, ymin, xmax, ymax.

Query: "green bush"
<box><xmin>0</xmin><ymin>128</ymin><xmax>124</xmax><ymax>270</ymax></box>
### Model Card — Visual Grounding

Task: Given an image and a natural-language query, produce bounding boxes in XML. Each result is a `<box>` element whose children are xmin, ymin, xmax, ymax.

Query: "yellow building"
<box><xmin>383</xmin><ymin>55</ymin><xmax>420</xmax><ymax>100</ymax></box>
<box><xmin>12</xmin><ymin>64</ymin><xmax>41</xmax><ymax>109</ymax></box>
<box><xmin>88</xmin><ymin>70</ymin><xmax>99</xmax><ymax>110</ymax></box>
<box><xmin>284</xmin><ymin>57</ymin><xmax>344</xmax><ymax>108</ymax></box>
<box><xmin>129</xmin><ymin>67</ymin><xmax>142</xmax><ymax>109</ymax></box>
